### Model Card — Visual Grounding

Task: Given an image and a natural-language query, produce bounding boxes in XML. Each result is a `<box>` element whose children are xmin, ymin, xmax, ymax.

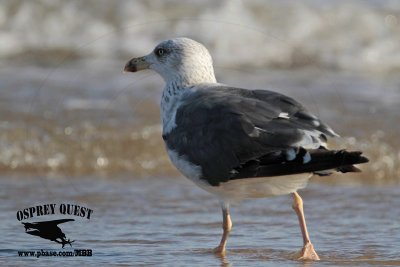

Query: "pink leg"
<box><xmin>213</xmin><ymin>203</ymin><xmax>232</xmax><ymax>255</ymax></box>
<box><xmin>292</xmin><ymin>192</ymin><xmax>320</xmax><ymax>260</ymax></box>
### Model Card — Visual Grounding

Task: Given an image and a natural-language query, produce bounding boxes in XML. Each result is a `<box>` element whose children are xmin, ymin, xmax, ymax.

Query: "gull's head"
<box><xmin>124</xmin><ymin>37</ymin><xmax>216</xmax><ymax>86</ymax></box>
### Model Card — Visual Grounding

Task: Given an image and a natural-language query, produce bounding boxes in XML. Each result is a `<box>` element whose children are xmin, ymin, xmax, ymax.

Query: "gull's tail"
<box><xmin>231</xmin><ymin>149</ymin><xmax>369</xmax><ymax>179</ymax></box>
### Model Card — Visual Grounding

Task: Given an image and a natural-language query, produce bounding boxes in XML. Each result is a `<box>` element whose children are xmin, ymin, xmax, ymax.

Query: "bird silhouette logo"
<box><xmin>21</xmin><ymin>219</ymin><xmax>75</xmax><ymax>248</ymax></box>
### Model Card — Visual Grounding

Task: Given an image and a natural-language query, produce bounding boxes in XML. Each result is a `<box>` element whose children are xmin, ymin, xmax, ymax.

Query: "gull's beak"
<box><xmin>124</xmin><ymin>56</ymin><xmax>150</xmax><ymax>73</ymax></box>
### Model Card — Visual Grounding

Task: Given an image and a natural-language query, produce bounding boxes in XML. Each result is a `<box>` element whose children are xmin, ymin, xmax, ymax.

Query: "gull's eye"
<box><xmin>155</xmin><ymin>48</ymin><xmax>166</xmax><ymax>57</ymax></box>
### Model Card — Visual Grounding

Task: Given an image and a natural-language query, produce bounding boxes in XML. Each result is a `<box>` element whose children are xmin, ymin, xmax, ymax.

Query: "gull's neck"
<box><xmin>165</xmin><ymin>68</ymin><xmax>217</xmax><ymax>89</ymax></box>
<box><xmin>160</xmin><ymin>73</ymin><xmax>216</xmax><ymax>135</ymax></box>
<box><xmin>161</xmin><ymin>70</ymin><xmax>217</xmax><ymax>107</ymax></box>
<box><xmin>160</xmin><ymin>78</ymin><xmax>194</xmax><ymax>135</ymax></box>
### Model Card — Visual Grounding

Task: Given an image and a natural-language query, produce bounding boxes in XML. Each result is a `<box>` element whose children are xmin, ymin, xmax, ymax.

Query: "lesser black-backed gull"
<box><xmin>124</xmin><ymin>37</ymin><xmax>368</xmax><ymax>260</ymax></box>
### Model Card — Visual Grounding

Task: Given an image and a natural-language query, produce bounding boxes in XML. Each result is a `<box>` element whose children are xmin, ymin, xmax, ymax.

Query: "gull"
<box><xmin>124</xmin><ymin>37</ymin><xmax>368</xmax><ymax>260</ymax></box>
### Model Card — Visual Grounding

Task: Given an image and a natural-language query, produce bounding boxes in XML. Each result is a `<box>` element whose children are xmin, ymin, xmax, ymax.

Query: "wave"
<box><xmin>1</xmin><ymin>0</ymin><xmax>400</xmax><ymax>72</ymax></box>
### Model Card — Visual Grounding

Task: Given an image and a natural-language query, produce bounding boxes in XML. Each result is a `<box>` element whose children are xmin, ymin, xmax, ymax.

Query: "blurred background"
<box><xmin>1</xmin><ymin>1</ymin><xmax>400</xmax><ymax>266</ymax></box>
<box><xmin>0</xmin><ymin>0</ymin><xmax>399</xmax><ymax>183</ymax></box>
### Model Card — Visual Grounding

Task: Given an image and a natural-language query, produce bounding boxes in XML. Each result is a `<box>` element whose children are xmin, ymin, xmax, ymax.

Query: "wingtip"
<box><xmin>360</xmin><ymin>155</ymin><xmax>369</xmax><ymax>163</ymax></box>
<box><xmin>349</xmin><ymin>151</ymin><xmax>369</xmax><ymax>163</ymax></box>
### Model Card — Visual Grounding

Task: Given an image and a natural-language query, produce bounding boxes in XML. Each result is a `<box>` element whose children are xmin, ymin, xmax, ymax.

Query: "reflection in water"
<box><xmin>215</xmin><ymin>253</ymin><xmax>231</xmax><ymax>267</ymax></box>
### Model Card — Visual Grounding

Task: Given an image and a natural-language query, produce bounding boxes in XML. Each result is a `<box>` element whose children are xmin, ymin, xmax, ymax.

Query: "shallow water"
<box><xmin>1</xmin><ymin>175</ymin><xmax>399</xmax><ymax>266</ymax></box>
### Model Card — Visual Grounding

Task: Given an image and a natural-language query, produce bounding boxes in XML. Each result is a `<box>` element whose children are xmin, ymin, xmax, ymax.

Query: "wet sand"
<box><xmin>1</xmin><ymin>175</ymin><xmax>399</xmax><ymax>266</ymax></box>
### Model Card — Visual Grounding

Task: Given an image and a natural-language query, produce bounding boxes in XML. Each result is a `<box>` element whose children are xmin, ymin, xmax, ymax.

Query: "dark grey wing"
<box><xmin>164</xmin><ymin>86</ymin><xmax>339</xmax><ymax>186</ymax></box>
<box><xmin>247</xmin><ymin>88</ymin><xmax>337</xmax><ymax>140</ymax></box>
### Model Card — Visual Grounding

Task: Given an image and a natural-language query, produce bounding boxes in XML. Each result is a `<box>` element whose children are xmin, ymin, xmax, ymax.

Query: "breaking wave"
<box><xmin>1</xmin><ymin>0</ymin><xmax>400</xmax><ymax>72</ymax></box>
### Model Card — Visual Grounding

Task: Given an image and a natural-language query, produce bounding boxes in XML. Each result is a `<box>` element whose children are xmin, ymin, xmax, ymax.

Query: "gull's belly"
<box><xmin>207</xmin><ymin>174</ymin><xmax>312</xmax><ymax>202</ymax></box>
<box><xmin>166</xmin><ymin>148</ymin><xmax>203</xmax><ymax>181</ymax></box>
<box><xmin>166</xmin><ymin>147</ymin><xmax>312</xmax><ymax>202</ymax></box>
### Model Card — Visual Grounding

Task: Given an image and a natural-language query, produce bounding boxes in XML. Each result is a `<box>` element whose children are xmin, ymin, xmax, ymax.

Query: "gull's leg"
<box><xmin>292</xmin><ymin>192</ymin><xmax>320</xmax><ymax>260</ymax></box>
<box><xmin>213</xmin><ymin>201</ymin><xmax>232</xmax><ymax>255</ymax></box>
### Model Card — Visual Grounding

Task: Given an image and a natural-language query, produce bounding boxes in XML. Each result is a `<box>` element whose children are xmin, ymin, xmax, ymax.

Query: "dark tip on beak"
<box><xmin>124</xmin><ymin>60</ymin><xmax>137</xmax><ymax>72</ymax></box>
<box><xmin>123</xmin><ymin>56</ymin><xmax>150</xmax><ymax>73</ymax></box>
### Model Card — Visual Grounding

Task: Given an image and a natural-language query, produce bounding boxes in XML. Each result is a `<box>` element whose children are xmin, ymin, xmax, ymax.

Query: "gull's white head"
<box><xmin>124</xmin><ymin>37</ymin><xmax>216</xmax><ymax>87</ymax></box>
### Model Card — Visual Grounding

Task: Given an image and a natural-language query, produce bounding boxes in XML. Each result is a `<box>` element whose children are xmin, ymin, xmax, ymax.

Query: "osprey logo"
<box><xmin>16</xmin><ymin>203</ymin><xmax>93</xmax><ymax>248</ymax></box>
<box><xmin>22</xmin><ymin>219</ymin><xmax>75</xmax><ymax>248</ymax></box>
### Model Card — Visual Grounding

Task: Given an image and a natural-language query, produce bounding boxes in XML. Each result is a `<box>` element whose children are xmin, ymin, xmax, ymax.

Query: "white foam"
<box><xmin>1</xmin><ymin>1</ymin><xmax>399</xmax><ymax>73</ymax></box>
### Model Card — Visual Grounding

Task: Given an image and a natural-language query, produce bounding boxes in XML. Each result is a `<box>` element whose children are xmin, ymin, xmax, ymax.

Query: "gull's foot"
<box><xmin>294</xmin><ymin>242</ymin><xmax>320</xmax><ymax>261</ymax></box>
<box><xmin>213</xmin><ymin>245</ymin><xmax>226</xmax><ymax>255</ymax></box>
